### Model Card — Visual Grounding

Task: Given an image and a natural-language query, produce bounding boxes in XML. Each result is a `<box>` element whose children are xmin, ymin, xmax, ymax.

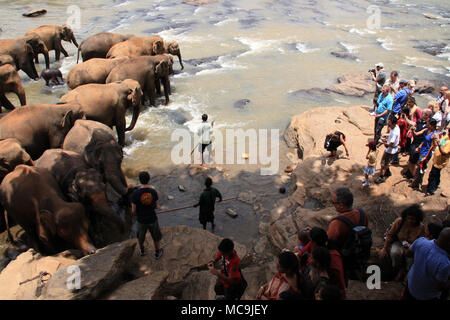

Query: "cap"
<box><xmin>408</xmin><ymin>80</ymin><xmax>416</xmax><ymax>87</ymax></box>
<box><xmin>376</xmin><ymin>62</ymin><xmax>384</xmax><ymax>68</ymax></box>
<box><xmin>366</xmin><ymin>141</ymin><xmax>377</xmax><ymax>147</ymax></box>
<box><xmin>399</xmin><ymin>79</ymin><xmax>408</xmax><ymax>85</ymax></box>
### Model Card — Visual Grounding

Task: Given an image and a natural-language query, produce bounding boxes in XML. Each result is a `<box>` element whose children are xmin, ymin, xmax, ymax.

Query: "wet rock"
<box><xmin>167</xmin><ymin>195</ymin><xmax>174</xmax><ymax>200</ymax></box>
<box><xmin>233</xmin><ymin>99</ymin><xmax>251</xmax><ymax>110</ymax></box>
<box><xmin>414</xmin><ymin>80</ymin><xmax>439</xmax><ymax>94</ymax></box>
<box><xmin>43</xmin><ymin>240</ymin><xmax>136</xmax><ymax>300</ymax></box>
<box><xmin>326</xmin><ymin>73</ymin><xmax>375</xmax><ymax>97</ymax></box>
<box><xmin>178</xmin><ymin>185</ymin><xmax>186</xmax><ymax>192</ymax></box>
<box><xmin>167</xmin><ymin>110</ymin><xmax>189</xmax><ymax>125</ymax></box>
<box><xmin>330</xmin><ymin>51</ymin><xmax>359</xmax><ymax>61</ymax></box>
<box><xmin>0</xmin><ymin>249</ymin><xmax>75</xmax><ymax>300</ymax></box>
<box><xmin>412</xmin><ymin>41</ymin><xmax>447</xmax><ymax>56</ymax></box>
<box><xmin>23</xmin><ymin>9</ymin><xmax>47</xmax><ymax>17</ymax></box>
<box><xmin>226</xmin><ymin>208</ymin><xmax>238</xmax><ymax>218</ymax></box>
<box><xmin>105</xmin><ymin>271</ymin><xmax>169</xmax><ymax>300</ymax></box>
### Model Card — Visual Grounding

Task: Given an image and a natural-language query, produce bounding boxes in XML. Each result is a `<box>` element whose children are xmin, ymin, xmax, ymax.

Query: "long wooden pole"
<box><xmin>157</xmin><ymin>196</ymin><xmax>238</xmax><ymax>214</ymax></box>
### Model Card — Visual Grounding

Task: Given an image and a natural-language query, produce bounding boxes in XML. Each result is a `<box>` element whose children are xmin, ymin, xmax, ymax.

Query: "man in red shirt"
<box><xmin>208</xmin><ymin>238</ymin><xmax>246</xmax><ymax>300</ymax></box>
<box><xmin>328</xmin><ymin>188</ymin><xmax>368</xmax><ymax>247</ymax></box>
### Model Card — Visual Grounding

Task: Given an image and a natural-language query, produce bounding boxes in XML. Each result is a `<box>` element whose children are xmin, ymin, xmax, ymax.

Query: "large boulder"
<box><xmin>105</xmin><ymin>271</ymin><xmax>169</xmax><ymax>300</ymax></box>
<box><xmin>0</xmin><ymin>249</ymin><xmax>76</xmax><ymax>300</ymax></box>
<box><xmin>42</xmin><ymin>239</ymin><xmax>136</xmax><ymax>300</ymax></box>
<box><xmin>326</xmin><ymin>74</ymin><xmax>375</xmax><ymax>97</ymax></box>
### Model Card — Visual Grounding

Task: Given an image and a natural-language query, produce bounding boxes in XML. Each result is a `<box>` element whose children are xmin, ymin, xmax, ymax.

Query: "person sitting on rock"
<box><xmin>402</xmin><ymin>227</ymin><xmax>450</xmax><ymax>300</ymax></box>
<box><xmin>193</xmin><ymin>177</ymin><xmax>222</xmax><ymax>231</ymax></box>
<box><xmin>256</xmin><ymin>251</ymin><xmax>301</xmax><ymax>300</ymax></box>
<box><xmin>208</xmin><ymin>238</ymin><xmax>246</xmax><ymax>300</ymax></box>
<box><xmin>379</xmin><ymin>205</ymin><xmax>425</xmax><ymax>282</ymax></box>
<box><xmin>324</xmin><ymin>131</ymin><xmax>349</xmax><ymax>159</ymax></box>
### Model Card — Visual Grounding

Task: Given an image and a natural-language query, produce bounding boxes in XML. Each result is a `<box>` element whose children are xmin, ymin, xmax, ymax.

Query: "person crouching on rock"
<box><xmin>131</xmin><ymin>171</ymin><xmax>163</xmax><ymax>259</ymax></box>
<box><xmin>208</xmin><ymin>238</ymin><xmax>247</xmax><ymax>300</ymax></box>
<box><xmin>362</xmin><ymin>141</ymin><xmax>378</xmax><ymax>187</ymax></box>
<box><xmin>324</xmin><ymin>131</ymin><xmax>349</xmax><ymax>160</ymax></box>
<box><xmin>193</xmin><ymin>177</ymin><xmax>222</xmax><ymax>231</ymax></box>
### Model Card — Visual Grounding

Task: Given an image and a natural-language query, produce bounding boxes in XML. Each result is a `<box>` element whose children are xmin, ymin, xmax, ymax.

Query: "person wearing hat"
<box><xmin>197</xmin><ymin>114</ymin><xmax>214</xmax><ymax>166</ymax></box>
<box><xmin>370</xmin><ymin>62</ymin><xmax>386</xmax><ymax>113</ymax></box>
<box><xmin>362</xmin><ymin>140</ymin><xmax>379</xmax><ymax>186</ymax></box>
<box><xmin>392</xmin><ymin>79</ymin><xmax>411</xmax><ymax>115</ymax></box>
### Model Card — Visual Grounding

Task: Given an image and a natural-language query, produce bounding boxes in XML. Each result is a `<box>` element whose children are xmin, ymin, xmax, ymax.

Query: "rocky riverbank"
<box><xmin>1</xmin><ymin>105</ymin><xmax>448</xmax><ymax>300</ymax></box>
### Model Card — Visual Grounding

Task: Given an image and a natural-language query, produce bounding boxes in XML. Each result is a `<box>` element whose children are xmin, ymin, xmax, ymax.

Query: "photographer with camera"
<box><xmin>370</xmin><ymin>62</ymin><xmax>386</xmax><ymax>114</ymax></box>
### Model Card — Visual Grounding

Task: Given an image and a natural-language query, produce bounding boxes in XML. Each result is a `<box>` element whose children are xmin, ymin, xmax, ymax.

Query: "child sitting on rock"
<box><xmin>363</xmin><ymin>141</ymin><xmax>378</xmax><ymax>186</ymax></box>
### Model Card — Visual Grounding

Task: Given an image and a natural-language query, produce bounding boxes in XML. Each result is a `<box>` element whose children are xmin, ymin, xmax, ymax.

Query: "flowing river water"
<box><xmin>1</xmin><ymin>0</ymin><xmax>449</xmax><ymax>247</ymax></box>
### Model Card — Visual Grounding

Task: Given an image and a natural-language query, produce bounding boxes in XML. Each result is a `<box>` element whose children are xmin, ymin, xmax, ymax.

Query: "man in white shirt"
<box><xmin>197</xmin><ymin>114</ymin><xmax>214</xmax><ymax>166</ymax></box>
<box><xmin>385</xmin><ymin>70</ymin><xmax>400</xmax><ymax>95</ymax></box>
<box><xmin>376</xmin><ymin>116</ymin><xmax>400</xmax><ymax>184</ymax></box>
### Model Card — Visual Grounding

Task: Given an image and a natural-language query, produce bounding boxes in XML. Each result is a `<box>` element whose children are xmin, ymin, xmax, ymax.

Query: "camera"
<box><xmin>368</xmin><ymin>68</ymin><xmax>376</xmax><ymax>74</ymax></box>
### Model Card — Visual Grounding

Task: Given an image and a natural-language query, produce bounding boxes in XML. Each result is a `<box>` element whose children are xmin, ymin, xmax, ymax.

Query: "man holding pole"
<box><xmin>194</xmin><ymin>177</ymin><xmax>222</xmax><ymax>231</ymax></box>
<box><xmin>197</xmin><ymin>114</ymin><xmax>214</xmax><ymax>166</ymax></box>
<box><xmin>131</xmin><ymin>171</ymin><xmax>163</xmax><ymax>259</ymax></box>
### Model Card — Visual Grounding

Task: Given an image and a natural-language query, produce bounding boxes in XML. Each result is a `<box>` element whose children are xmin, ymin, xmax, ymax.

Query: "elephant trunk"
<box><xmin>71</xmin><ymin>35</ymin><xmax>79</xmax><ymax>48</ymax></box>
<box><xmin>90</xmin><ymin>192</ymin><xmax>125</xmax><ymax>233</ymax></box>
<box><xmin>125</xmin><ymin>102</ymin><xmax>140</xmax><ymax>132</ymax></box>
<box><xmin>16</xmin><ymin>84</ymin><xmax>27</xmax><ymax>106</ymax></box>
<box><xmin>105</xmin><ymin>167</ymin><xmax>128</xmax><ymax>197</ymax></box>
<box><xmin>177</xmin><ymin>53</ymin><xmax>184</xmax><ymax>70</ymax></box>
<box><xmin>43</xmin><ymin>49</ymin><xmax>50</xmax><ymax>69</ymax></box>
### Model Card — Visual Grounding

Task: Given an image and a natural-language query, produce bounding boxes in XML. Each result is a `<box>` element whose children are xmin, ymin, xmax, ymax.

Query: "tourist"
<box><xmin>436</xmin><ymin>86</ymin><xmax>448</xmax><ymax>106</ymax></box>
<box><xmin>376</xmin><ymin>116</ymin><xmax>400</xmax><ymax>184</ymax></box>
<box><xmin>193</xmin><ymin>177</ymin><xmax>222</xmax><ymax>231</ymax></box>
<box><xmin>208</xmin><ymin>238</ymin><xmax>247</xmax><ymax>300</ymax></box>
<box><xmin>362</xmin><ymin>141</ymin><xmax>378</xmax><ymax>187</ymax></box>
<box><xmin>374</xmin><ymin>84</ymin><xmax>393</xmax><ymax>144</ymax></box>
<box><xmin>293</xmin><ymin>227</ymin><xmax>311</xmax><ymax>256</ymax></box>
<box><xmin>392</xmin><ymin>79</ymin><xmax>410</xmax><ymax>115</ymax></box>
<box><xmin>408</xmin><ymin>80</ymin><xmax>416</xmax><ymax>96</ymax></box>
<box><xmin>256</xmin><ymin>251</ymin><xmax>301</xmax><ymax>300</ymax></box>
<box><xmin>409</xmin><ymin>118</ymin><xmax>439</xmax><ymax>189</ymax></box>
<box><xmin>379</xmin><ymin>205</ymin><xmax>425</xmax><ymax>281</ymax></box>
<box><xmin>425</xmin><ymin>124</ymin><xmax>450</xmax><ymax>196</ymax></box>
<box><xmin>406</xmin><ymin>97</ymin><xmax>422</xmax><ymax>124</ymax></box>
<box><xmin>197</xmin><ymin>113</ymin><xmax>214</xmax><ymax>166</ymax></box>
<box><xmin>429</xmin><ymin>100</ymin><xmax>443</xmax><ymax>131</ymax></box>
<box><xmin>315</xmin><ymin>284</ymin><xmax>342</xmax><ymax>301</ymax></box>
<box><xmin>370</xmin><ymin>62</ymin><xmax>386</xmax><ymax>113</ymax></box>
<box><xmin>439</xmin><ymin>89</ymin><xmax>450</xmax><ymax>135</ymax></box>
<box><xmin>404</xmin><ymin>109</ymin><xmax>431</xmax><ymax>179</ymax></box>
<box><xmin>425</xmin><ymin>223</ymin><xmax>444</xmax><ymax>240</ymax></box>
<box><xmin>402</xmin><ymin>228</ymin><xmax>450</xmax><ymax>300</ymax></box>
<box><xmin>300</xmin><ymin>247</ymin><xmax>332</xmax><ymax>300</ymax></box>
<box><xmin>324</xmin><ymin>131</ymin><xmax>349</xmax><ymax>159</ymax></box>
<box><xmin>385</xmin><ymin>70</ymin><xmax>400</xmax><ymax>94</ymax></box>
<box><xmin>131</xmin><ymin>171</ymin><xmax>163</xmax><ymax>259</ymax></box>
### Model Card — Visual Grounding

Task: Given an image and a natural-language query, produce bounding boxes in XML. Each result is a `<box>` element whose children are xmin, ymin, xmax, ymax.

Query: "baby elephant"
<box><xmin>41</xmin><ymin>68</ymin><xmax>64</xmax><ymax>86</ymax></box>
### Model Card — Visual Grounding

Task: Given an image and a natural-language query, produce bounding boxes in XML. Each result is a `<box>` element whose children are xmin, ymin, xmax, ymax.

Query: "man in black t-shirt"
<box><xmin>131</xmin><ymin>171</ymin><xmax>163</xmax><ymax>259</ymax></box>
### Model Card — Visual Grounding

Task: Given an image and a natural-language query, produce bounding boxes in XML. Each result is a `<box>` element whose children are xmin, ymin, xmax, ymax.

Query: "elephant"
<box><xmin>35</xmin><ymin>149</ymin><xmax>126</xmax><ymax>246</ymax></box>
<box><xmin>59</xmin><ymin>79</ymin><xmax>143</xmax><ymax>146</ymax></box>
<box><xmin>41</xmin><ymin>68</ymin><xmax>64</xmax><ymax>86</ymax></box>
<box><xmin>0</xmin><ymin>138</ymin><xmax>33</xmax><ymax>183</ymax></box>
<box><xmin>0</xmin><ymin>103</ymin><xmax>85</xmax><ymax>160</ymax></box>
<box><xmin>0</xmin><ymin>54</ymin><xmax>15</xmax><ymax>67</ymax></box>
<box><xmin>0</xmin><ymin>165</ymin><xmax>96</xmax><ymax>255</ymax></box>
<box><xmin>106</xmin><ymin>36</ymin><xmax>165</xmax><ymax>59</ymax></box>
<box><xmin>0</xmin><ymin>64</ymin><xmax>26</xmax><ymax>112</ymax></box>
<box><xmin>25</xmin><ymin>25</ymin><xmax>79</xmax><ymax>61</ymax></box>
<box><xmin>77</xmin><ymin>32</ymin><xmax>134</xmax><ymax>63</ymax></box>
<box><xmin>106</xmin><ymin>56</ymin><xmax>171</xmax><ymax>106</ymax></box>
<box><xmin>66</xmin><ymin>57</ymin><xmax>129</xmax><ymax>90</ymax></box>
<box><xmin>164</xmin><ymin>41</ymin><xmax>184</xmax><ymax>70</ymax></box>
<box><xmin>62</xmin><ymin>119</ymin><xmax>128</xmax><ymax>202</ymax></box>
<box><xmin>23</xmin><ymin>34</ymin><xmax>50</xmax><ymax>69</ymax></box>
<box><xmin>0</xmin><ymin>38</ymin><xmax>40</xmax><ymax>80</ymax></box>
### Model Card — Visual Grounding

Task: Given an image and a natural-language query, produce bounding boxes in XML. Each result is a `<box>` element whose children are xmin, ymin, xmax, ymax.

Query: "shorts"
<box><xmin>364</xmin><ymin>165</ymin><xmax>376</xmax><ymax>176</ymax></box>
<box><xmin>381</xmin><ymin>151</ymin><xmax>395</xmax><ymax>166</ymax></box>
<box><xmin>326</xmin><ymin>141</ymin><xmax>341</xmax><ymax>152</ymax></box>
<box><xmin>137</xmin><ymin>220</ymin><xmax>162</xmax><ymax>244</ymax></box>
<box><xmin>409</xmin><ymin>151</ymin><xmax>420</xmax><ymax>165</ymax></box>
<box><xmin>201</xmin><ymin>142</ymin><xmax>211</xmax><ymax>153</ymax></box>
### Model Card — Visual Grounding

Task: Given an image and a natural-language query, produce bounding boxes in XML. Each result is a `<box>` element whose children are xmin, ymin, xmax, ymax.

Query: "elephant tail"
<box><xmin>76</xmin><ymin>47</ymin><xmax>80</xmax><ymax>64</ymax></box>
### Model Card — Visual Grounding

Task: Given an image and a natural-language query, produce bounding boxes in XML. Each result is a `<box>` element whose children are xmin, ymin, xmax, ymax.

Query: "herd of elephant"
<box><xmin>0</xmin><ymin>25</ymin><xmax>184</xmax><ymax>256</ymax></box>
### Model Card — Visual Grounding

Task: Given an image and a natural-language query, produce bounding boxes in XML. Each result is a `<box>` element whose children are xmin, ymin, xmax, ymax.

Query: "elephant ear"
<box><xmin>126</xmin><ymin>87</ymin><xmax>139</xmax><ymax>106</ymax></box>
<box><xmin>156</xmin><ymin>61</ymin><xmax>169</xmax><ymax>76</ymax></box>
<box><xmin>37</xmin><ymin>209</ymin><xmax>57</xmax><ymax>246</ymax></box>
<box><xmin>61</xmin><ymin>110</ymin><xmax>74</xmax><ymax>129</ymax></box>
<box><xmin>168</xmin><ymin>42</ymin><xmax>179</xmax><ymax>54</ymax></box>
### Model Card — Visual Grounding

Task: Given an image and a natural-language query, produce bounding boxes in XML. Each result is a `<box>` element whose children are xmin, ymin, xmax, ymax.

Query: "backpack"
<box><xmin>331</xmin><ymin>209</ymin><xmax>372</xmax><ymax>267</ymax></box>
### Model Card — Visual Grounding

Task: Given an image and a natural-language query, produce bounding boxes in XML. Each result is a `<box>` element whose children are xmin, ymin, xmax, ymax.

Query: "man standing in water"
<box><xmin>131</xmin><ymin>171</ymin><xmax>163</xmax><ymax>259</ymax></box>
<box><xmin>194</xmin><ymin>177</ymin><xmax>222</xmax><ymax>231</ymax></box>
<box><xmin>197</xmin><ymin>114</ymin><xmax>214</xmax><ymax>166</ymax></box>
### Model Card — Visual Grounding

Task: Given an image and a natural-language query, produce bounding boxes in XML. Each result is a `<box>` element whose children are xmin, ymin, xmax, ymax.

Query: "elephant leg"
<box><xmin>163</xmin><ymin>77</ymin><xmax>170</xmax><ymax>105</ymax></box>
<box><xmin>116</xmin><ymin>116</ymin><xmax>126</xmax><ymax>147</ymax></box>
<box><xmin>55</xmin><ymin>49</ymin><xmax>61</xmax><ymax>61</ymax></box>
<box><xmin>1</xmin><ymin>206</ymin><xmax>14</xmax><ymax>243</ymax></box>
<box><xmin>59</xmin><ymin>42</ymin><xmax>69</xmax><ymax>57</ymax></box>
<box><xmin>155</xmin><ymin>77</ymin><xmax>161</xmax><ymax>95</ymax></box>
<box><xmin>35</xmin><ymin>54</ymin><xmax>39</xmax><ymax>64</ymax></box>
<box><xmin>0</xmin><ymin>94</ymin><xmax>15</xmax><ymax>110</ymax></box>
<box><xmin>146</xmin><ymin>78</ymin><xmax>156</xmax><ymax>107</ymax></box>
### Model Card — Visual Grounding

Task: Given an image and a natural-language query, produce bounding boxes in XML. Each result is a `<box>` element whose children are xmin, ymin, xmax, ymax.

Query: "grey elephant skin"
<box><xmin>0</xmin><ymin>103</ymin><xmax>85</xmax><ymax>160</ymax></box>
<box><xmin>0</xmin><ymin>165</ymin><xmax>96</xmax><ymax>256</ymax></box>
<box><xmin>77</xmin><ymin>32</ymin><xmax>134</xmax><ymax>63</ymax></box>
<box><xmin>59</xmin><ymin>79</ymin><xmax>143</xmax><ymax>146</ymax></box>
<box><xmin>0</xmin><ymin>64</ymin><xmax>26</xmax><ymax>111</ymax></box>
<box><xmin>0</xmin><ymin>38</ymin><xmax>40</xmax><ymax>80</ymax></box>
<box><xmin>35</xmin><ymin>149</ymin><xmax>127</xmax><ymax>247</ymax></box>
